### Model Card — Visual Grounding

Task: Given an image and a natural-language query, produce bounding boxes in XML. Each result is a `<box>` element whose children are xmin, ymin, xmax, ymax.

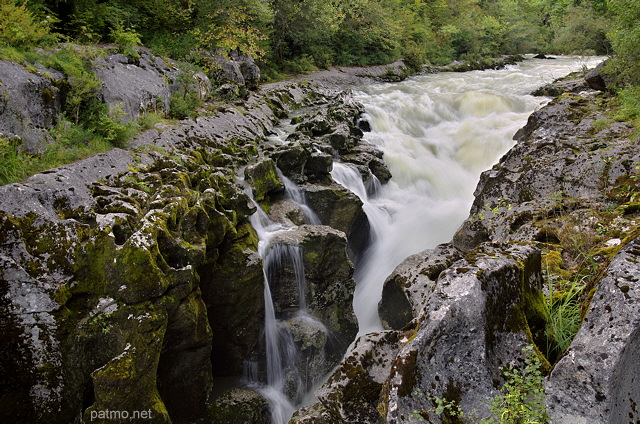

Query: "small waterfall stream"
<box><xmin>244</xmin><ymin>170</ymin><xmax>328</xmax><ymax>423</ymax></box>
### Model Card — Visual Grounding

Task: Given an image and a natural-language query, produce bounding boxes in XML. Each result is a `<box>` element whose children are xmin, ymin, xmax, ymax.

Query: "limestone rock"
<box><xmin>209</xmin><ymin>388</ymin><xmax>270</xmax><ymax>424</ymax></box>
<box><xmin>94</xmin><ymin>51</ymin><xmax>184</xmax><ymax>122</ymax></box>
<box><xmin>378</xmin><ymin>244</ymin><xmax>462</xmax><ymax>330</ymax></box>
<box><xmin>244</xmin><ymin>158</ymin><xmax>284</xmax><ymax>201</ymax></box>
<box><xmin>0</xmin><ymin>60</ymin><xmax>66</xmax><ymax>152</ymax></box>
<box><xmin>266</xmin><ymin>225</ymin><xmax>358</xmax><ymax>347</ymax></box>
<box><xmin>316</xmin><ymin>331</ymin><xmax>404</xmax><ymax>423</ymax></box>
<box><xmin>545</xmin><ymin>237</ymin><xmax>640</xmax><ymax>423</ymax></box>
<box><xmin>585</xmin><ymin>61</ymin><xmax>616</xmax><ymax>92</ymax></box>
<box><xmin>380</xmin><ymin>243</ymin><xmax>548</xmax><ymax>422</ymax></box>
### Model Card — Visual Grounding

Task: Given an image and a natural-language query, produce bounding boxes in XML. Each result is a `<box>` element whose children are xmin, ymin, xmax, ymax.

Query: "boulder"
<box><xmin>315</xmin><ymin>331</ymin><xmax>404</xmax><ymax>423</ymax></box>
<box><xmin>208</xmin><ymin>50</ymin><xmax>261</xmax><ymax>90</ymax></box>
<box><xmin>302</xmin><ymin>183</ymin><xmax>370</xmax><ymax>261</ymax></box>
<box><xmin>0</xmin><ymin>60</ymin><xmax>66</xmax><ymax>152</ymax></box>
<box><xmin>244</xmin><ymin>158</ymin><xmax>284</xmax><ymax>201</ymax></box>
<box><xmin>379</xmin><ymin>243</ymin><xmax>548</xmax><ymax>422</ymax></box>
<box><xmin>266</xmin><ymin>225</ymin><xmax>358</xmax><ymax>347</ymax></box>
<box><xmin>378</xmin><ymin>244</ymin><xmax>462</xmax><ymax>330</ymax></box>
<box><xmin>209</xmin><ymin>388</ymin><xmax>270</xmax><ymax>424</ymax></box>
<box><xmin>585</xmin><ymin>60</ymin><xmax>615</xmax><ymax>92</ymax></box>
<box><xmin>545</xmin><ymin>237</ymin><xmax>640</xmax><ymax>423</ymax></box>
<box><xmin>94</xmin><ymin>51</ymin><xmax>184</xmax><ymax>122</ymax></box>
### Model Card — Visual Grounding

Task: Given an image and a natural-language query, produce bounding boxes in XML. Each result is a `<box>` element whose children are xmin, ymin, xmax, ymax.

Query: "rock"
<box><xmin>315</xmin><ymin>331</ymin><xmax>404</xmax><ymax>423</ymax></box>
<box><xmin>379</xmin><ymin>243</ymin><xmax>548</xmax><ymax>422</ymax></box>
<box><xmin>585</xmin><ymin>61</ymin><xmax>615</xmax><ymax>92</ymax></box>
<box><xmin>545</xmin><ymin>237</ymin><xmax>640</xmax><ymax>423</ymax></box>
<box><xmin>201</xmin><ymin>225</ymin><xmax>265</xmax><ymax>377</ymax></box>
<box><xmin>531</xmin><ymin>71</ymin><xmax>589</xmax><ymax>97</ymax></box>
<box><xmin>302</xmin><ymin>183</ymin><xmax>370</xmax><ymax>262</ymax></box>
<box><xmin>378</xmin><ymin>244</ymin><xmax>462</xmax><ymax>330</ymax></box>
<box><xmin>0</xmin><ymin>60</ymin><xmax>66</xmax><ymax>152</ymax></box>
<box><xmin>157</xmin><ymin>290</ymin><xmax>213</xmax><ymax>422</ymax></box>
<box><xmin>454</xmin><ymin>91</ymin><xmax>637</xmax><ymax>252</ymax></box>
<box><xmin>244</xmin><ymin>158</ymin><xmax>284</xmax><ymax>201</ymax></box>
<box><xmin>290</xmin><ymin>403</ymin><xmax>336</xmax><ymax>424</ymax></box>
<box><xmin>0</xmin><ymin>66</ymin><xmax>367</xmax><ymax>424</ymax></box>
<box><xmin>94</xmin><ymin>50</ymin><xmax>184</xmax><ymax>122</ymax></box>
<box><xmin>209</xmin><ymin>388</ymin><xmax>270</xmax><ymax>424</ymax></box>
<box><xmin>266</xmin><ymin>225</ymin><xmax>358</xmax><ymax>348</ymax></box>
<box><xmin>208</xmin><ymin>49</ymin><xmax>261</xmax><ymax>90</ymax></box>
<box><xmin>83</xmin><ymin>303</ymin><xmax>172</xmax><ymax>424</ymax></box>
<box><xmin>232</xmin><ymin>51</ymin><xmax>261</xmax><ymax>90</ymax></box>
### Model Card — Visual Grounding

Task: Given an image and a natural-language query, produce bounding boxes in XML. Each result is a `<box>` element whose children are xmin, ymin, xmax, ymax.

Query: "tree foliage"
<box><xmin>0</xmin><ymin>0</ymin><xmax>632</xmax><ymax>80</ymax></box>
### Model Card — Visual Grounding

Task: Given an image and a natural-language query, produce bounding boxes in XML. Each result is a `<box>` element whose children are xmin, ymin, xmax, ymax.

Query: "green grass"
<box><xmin>0</xmin><ymin>133</ymin><xmax>112</xmax><ymax>185</ymax></box>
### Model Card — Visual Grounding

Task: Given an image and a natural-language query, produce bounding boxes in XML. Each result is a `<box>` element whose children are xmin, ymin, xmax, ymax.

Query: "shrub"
<box><xmin>169</xmin><ymin>70</ymin><xmax>202</xmax><ymax>119</ymax></box>
<box><xmin>0</xmin><ymin>0</ymin><xmax>58</xmax><ymax>48</ymax></box>
<box><xmin>110</xmin><ymin>23</ymin><xmax>142</xmax><ymax>57</ymax></box>
<box><xmin>482</xmin><ymin>345</ymin><xmax>548</xmax><ymax>424</ymax></box>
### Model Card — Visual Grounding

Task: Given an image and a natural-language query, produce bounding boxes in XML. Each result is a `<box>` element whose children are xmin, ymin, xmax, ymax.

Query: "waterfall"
<box><xmin>332</xmin><ymin>55</ymin><xmax>605</xmax><ymax>336</ymax></box>
<box><xmin>278</xmin><ymin>169</ymin><xmax>322</xmax><ymax>225</ymax></box>
<box><xmin>245</xmin><ymin>172</ymin><xmax>326</xmax><ymax>423</ymax></box>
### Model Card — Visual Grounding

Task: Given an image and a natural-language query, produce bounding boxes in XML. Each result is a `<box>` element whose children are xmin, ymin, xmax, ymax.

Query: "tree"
<box><xmin>608</xmin><ymin>0</ymin><xmax>640</xmax><ymax>85</ymax></box>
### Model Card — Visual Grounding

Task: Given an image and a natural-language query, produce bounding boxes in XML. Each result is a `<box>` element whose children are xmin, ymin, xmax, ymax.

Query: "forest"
<box><xmin>0</xmin><ymin>0</ymin><xmax>639</xmax><ymax>184</ymax></box>
<box><xmin>0</xmin><ymin>0</ymin><xmax>631</xmax><ymax>74</ymax></box>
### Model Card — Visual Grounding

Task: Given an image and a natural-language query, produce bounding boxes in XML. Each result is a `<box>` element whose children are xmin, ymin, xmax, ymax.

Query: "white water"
<box><xmin>245</xmin><ymin>174</ymin><xmax>326</xmax><ymax>423</ymax></box>
<box><xmin>336</xmin><ymin>55</ymin><xmax>605</xmax><ymax>335</ymax></box>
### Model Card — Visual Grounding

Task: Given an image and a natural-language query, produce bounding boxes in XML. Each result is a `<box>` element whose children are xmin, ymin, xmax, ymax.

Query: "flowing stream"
<box><xmin>250</xmin><ymin>55</ymin><xmax>603</xmax><ymax>422</ymax></box>
<box><xmin>336</xmin><ymin>55</ymin><xmax>604</xmax><ymax>335</ymax></box>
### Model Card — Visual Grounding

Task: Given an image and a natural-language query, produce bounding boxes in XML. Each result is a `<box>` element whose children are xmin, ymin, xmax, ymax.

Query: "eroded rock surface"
<box><xmin>545</xmin><ymin>237</ymin><xmax>640</xmax><ymax>424</ymax></box>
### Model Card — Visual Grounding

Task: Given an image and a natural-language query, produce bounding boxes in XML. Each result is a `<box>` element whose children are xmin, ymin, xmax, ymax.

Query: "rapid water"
<box><xmin>339</xmin><ymin>55</ymin><xmax>605</xmax><ymax>335</ymax></box>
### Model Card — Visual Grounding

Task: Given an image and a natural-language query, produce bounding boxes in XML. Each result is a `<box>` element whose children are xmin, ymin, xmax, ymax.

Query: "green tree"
<box><xmin>608</xmin><ymin>0</ymin><xmax>640</xmax><ymax>85</ymax></box>
<box><xmin>551</xmin><ymin>4</ymin><xmax>611</xmax><ymax>55</ymax></box>
<box><xmin>0</xmin><ymin>0</ymin><xmax>58</xmax><ymax>47</ymax></box>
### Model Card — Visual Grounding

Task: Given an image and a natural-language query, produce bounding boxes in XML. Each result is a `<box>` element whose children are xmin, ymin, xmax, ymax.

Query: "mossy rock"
<box><xmin>244</xmin><ymin>158</ymin><xmax>283</xmax><ymax>202</ymax></box>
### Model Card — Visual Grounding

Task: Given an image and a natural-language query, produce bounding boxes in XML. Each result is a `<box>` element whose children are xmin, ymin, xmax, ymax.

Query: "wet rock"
<box><xmin>209</xmin><ymin>388</ymin><xmax>270</xmax><ymax>424</ymax></box>
<box><xmin>315</xmin><ymin>330</ymin><xmax>404</xmax><ymax>423</ymax></box>
<box><xmin>157</xmin><ymin>290</ymin><xmax>213</xmax><ymax>422</ymax></box>
<box><xmin>531</xmin><ymin>71</ymin><xmax>589</xmax><ymax>97</ymax></box>
<box><xmin>379</xmin><ymin>243</ymin><xmax>548</xmax><ymax>422</ymax></box>
<box><xmin>266</xmin><ymin>225</ymin><xmax>358</xmax><ymax>348</ymax></box>
<box><xmin>244</xmin><ymin>158</ymin><xmax>284</xmax><ymax>201</ymax></box>
<box><xmin>545</xmin><ymin>237</ymin><xmax>640</xmax><ymax>423</ymax></box>
<box><xmin>290</xmin><ymin>403</ymin><xmax>336</xmax><ymax>424</ymax></box>
<box><xmin>378</xmin><ymin>244</ymin><xmax>462</xmax><ymax>330</ymax></box>
<box><xmin>302</xmin><ymin>183</ymin><xmax>370</xmax><ymax>261</ymax></box>
<box><xmin>201</xmin><ymin>226</ymin><xmax>265</xmax><ymax>377</ymax></box>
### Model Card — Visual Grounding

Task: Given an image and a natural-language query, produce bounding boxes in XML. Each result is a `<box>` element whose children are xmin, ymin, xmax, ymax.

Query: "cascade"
<box><xmin>278</xmin><ymin>169</ymin><xmax>322</xmax><ymax>225</ymax></box>
<box><xmin>331</xmin><ymin>55</ymin><xmax>605</xmax><ymax>336</ymax></box>
<box><xmin>245</xmin><ymin>55</ymin><xmax>605</xmax><ymax>421</ymax></box>
<box><xmin>244</xmin><ymin>173</ymin><xmax>328</xmax><ymax>423</ymax></box>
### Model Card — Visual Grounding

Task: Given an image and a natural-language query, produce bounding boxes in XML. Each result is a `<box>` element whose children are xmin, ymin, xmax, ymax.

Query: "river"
<box><xmin>260</xmin><ymin>55</ymin><xmax>604</xmax><ymax>422</ymax></box>
<box><xmin>335</xmin><ymin>55</ymin><xmax>605</xmax><ymax>336</ymax></box>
